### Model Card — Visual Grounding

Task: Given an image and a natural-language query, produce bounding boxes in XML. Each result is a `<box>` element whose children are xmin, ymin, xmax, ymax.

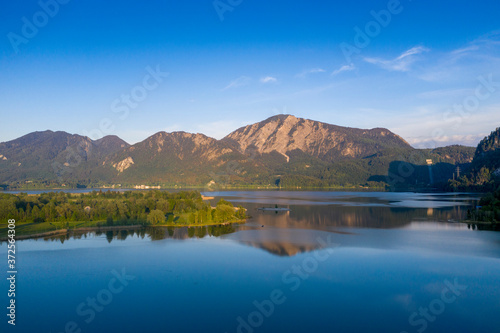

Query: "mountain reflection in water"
<box><xmin>26</xmin><ymin>191</ymin><xmax>487</xmax><ymax>257</ymax></box>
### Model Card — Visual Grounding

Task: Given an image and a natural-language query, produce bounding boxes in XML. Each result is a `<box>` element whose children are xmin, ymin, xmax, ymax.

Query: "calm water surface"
<box><xmin>1</xmin><ymin>191</ymin><xmax>500</xmax><ymax>333</ymax></box>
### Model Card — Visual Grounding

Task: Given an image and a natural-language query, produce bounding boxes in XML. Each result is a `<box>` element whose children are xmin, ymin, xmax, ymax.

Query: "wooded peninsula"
<box><xmin>0</xmin><ymin>190</ymin><xmax>246</xmax><ymax>239</ymax></box>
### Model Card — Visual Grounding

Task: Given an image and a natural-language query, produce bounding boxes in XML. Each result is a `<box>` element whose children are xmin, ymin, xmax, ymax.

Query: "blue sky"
<box><xmin>1</xmin><ymin>0</ymin><xmax>499</xmax><ymax>148</ymax></box>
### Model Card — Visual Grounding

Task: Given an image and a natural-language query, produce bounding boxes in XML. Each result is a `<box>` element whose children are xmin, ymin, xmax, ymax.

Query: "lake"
<box><xmin>2</xmin><ymin>191</ymin><xmax>500</xmax><ymax>333</ymax></box>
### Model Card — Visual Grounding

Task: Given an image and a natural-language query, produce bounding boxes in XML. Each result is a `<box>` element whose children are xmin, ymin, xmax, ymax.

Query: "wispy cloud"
<box><xmin>417</xmin><ymin>31</ymin><xmax>500</xmax><ymax>82</ymax></box>
<box><xmin>450</xmin><ymin>45</ymin><xmax>480</xmax><ymax>56</ymax></box>
<box><xmin>364</xmin><ymin>46</ymin><xmax>429</xmax><ymax>72</ymax></box>
<box><xmin>222</xmin><ymin>76</ymin><xmax>251</xmax><ymax>91</ymax></box>
<box><xmin>260</xmin><ymin>76</ymin><xmax>277</xmax><ymax>84</ymax></box>
<box><xmin>331</xmin><ymin>63</ymin><xmax>355</xmax><ymax>76</ymax></box>
<box><xmin>295</xmin><ymin>68</ymin><xmax>325</xmax><ymax>78</ymax></box>
<box><xmin>450</xmin><ymin>30</ymin><xmax>500</xmax><ymax>58</ymax></box>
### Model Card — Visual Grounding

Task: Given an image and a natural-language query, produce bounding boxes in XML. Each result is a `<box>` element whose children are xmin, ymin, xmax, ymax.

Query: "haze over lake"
<box><xmin>2</xmin><ymin>191</ymin><xmax>499</xmax><ymax>333</ymax></box>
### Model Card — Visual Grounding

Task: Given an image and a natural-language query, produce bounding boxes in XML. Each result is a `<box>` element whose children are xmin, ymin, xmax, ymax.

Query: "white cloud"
<box><xmin>406</xmin><ymin>134</ymin><xmax>486</xmax><ymax>148</ymax></box>
<box><xmin>260</xmin><ymin>76</ymin><xmax>277</xmax><ymax>84</ymax></box>
<box><xmin>295</xmin><ymin>68</ymin><xmax>325</xmax><ymax>78</ymax></box>
<box><xmin>450</xmin><ymin>45</ymin><xmax>480</xmax><ymax>56</ymax></box>
<box><xmin>222</xmin><ymin>76</ymin><xmax>251</xmax><ymax>91</ymax></box>
<box><xmin>331</xmin><ymin>63</ymin><xmax>355</xmax><ymax>76</ymax></box>
<box><xmin>364</xmin><ymin>46</ymin><xmax>429</xmax><ymax>72</ymax></box>
<box><xmin>388</xmin><ymin>104</ymin><xmax>500</xmax><ymax>148</ymax></box>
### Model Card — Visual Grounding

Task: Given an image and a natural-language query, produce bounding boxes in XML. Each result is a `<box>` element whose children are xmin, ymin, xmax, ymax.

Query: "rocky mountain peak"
<box><xmin>223</xmin><ymin>114</ymin><xmax>411</xmax><ymax>162</ymax></box>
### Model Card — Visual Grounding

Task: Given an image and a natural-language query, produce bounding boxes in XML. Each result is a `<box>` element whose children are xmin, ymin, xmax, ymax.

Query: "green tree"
<box><xmin>216</xmin><ymin>198</ymin><xmax>233</xmax><ymax>207</ymax></box>
<box><xmin>106</xmin><ymin>216</ymin><xmax>114</xmax><ymax>226</ymax></box>
<box><xmin>147</xmin><ymin>209</ymin><xmax>166</xmax><ymax>224</ymax></box>
<box><xmin>31</xmin><ymin>205</ymin><xmax>42</xmax><ymax>222</ymax></box>
<box><xmin>236</xmin><ymin>206</ymin><xmax>246</xmax><ymax>220</ymax></box>
<box><xmin>214</xmin><ymin>204</ymin><xmax>234</xmax><ymax>222</ymax></box>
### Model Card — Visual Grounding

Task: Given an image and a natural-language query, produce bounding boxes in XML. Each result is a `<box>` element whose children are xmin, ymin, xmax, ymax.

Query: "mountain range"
<box><xmin>0</xmin><ymin>114</ymin><xmax>477</xmax><ymax>189</ymax></box>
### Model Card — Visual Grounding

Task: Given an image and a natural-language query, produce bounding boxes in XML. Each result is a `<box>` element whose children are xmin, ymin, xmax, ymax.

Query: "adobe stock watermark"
<box><xmin>387</xmin><ymin>74</ymin><xmax>499</xmax><ymax>187</ymax></box>
<box><xmin>228</xmin><ymin>235</ymin><xmax>339</xmax><ymax>333</ymax></box>
<box><xmin>340</xmin><ymin>0</ymin><xmax>408</xmax><ymax>63</ymax></box>
<box><xmin>54</xmin><ymin>268</ymin><xmax>135</xmax><ymax>333</ymax></box>
<box><xmin>87</xmin><ymin>64</ymin><xmax>169</xmax><ymax>140</ymax></box>
<box><xmin>7</xmin><ymin>0</ymin><xmax>71</xmax><ymax>54</ymax></box>
<box><xmin>436</xmin><ymin>74</ymin><xmax>500</xmax><ymax>140</ymax></box>
<box><xmin>213</xmin><ymin>0</ymin><xmax>243</xmax><ymax>21</ymax></box>
<box><xmin>400</xmin><ymin>278</ymin><xmax>468</xmax><ymax>333</ymax></box>
<box><xmin>51</xmin><ymin>65</ymin><xmax>168</xmax><ymax>181</ymax></box>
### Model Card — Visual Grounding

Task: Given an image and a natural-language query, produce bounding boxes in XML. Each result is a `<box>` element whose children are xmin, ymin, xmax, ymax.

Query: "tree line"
<box><xmin>0</xmin><ymin>190</ymin><xmax>246</xmax><ymax>226</ymax></box>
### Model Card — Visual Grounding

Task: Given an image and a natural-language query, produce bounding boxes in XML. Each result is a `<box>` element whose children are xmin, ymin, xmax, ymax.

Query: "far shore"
<box><xmin>0</xmin><ymin>185</ymin><xmax>388</xmax><ymax>192</ymax></box>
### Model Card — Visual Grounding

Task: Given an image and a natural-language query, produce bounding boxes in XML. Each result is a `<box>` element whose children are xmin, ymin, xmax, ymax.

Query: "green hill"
<box><xmin>447</xmin><ymin>127</ymin><xmax>500</xmax><ymax>191</ymax></box>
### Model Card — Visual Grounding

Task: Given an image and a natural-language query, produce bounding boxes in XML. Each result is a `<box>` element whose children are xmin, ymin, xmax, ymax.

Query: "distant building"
<box><xmin>134</xmin><ymin>185</ymin><xmax>161</xmax><ymax>189</ymax></box>
<box><xmin>426</xmin><ymin>159</ymin><xmax>434</xmax><ymax>184</ymax></box>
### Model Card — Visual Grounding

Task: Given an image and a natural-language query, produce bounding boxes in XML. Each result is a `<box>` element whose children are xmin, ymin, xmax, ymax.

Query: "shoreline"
<box><xmin>0</xmin><ymin>229</ymin><xmax>69</xmax><ymax>242</ymax></box>
<box><xmin>459</xmin><ymin>220</ymin><xmax>499</xmax><ymax>225</ymax></box>
<box><xmin>0</xmin><ymin>225</ymin><xmax>145</xmax><ymax>242</ymax></box>
<box><xmin>151</xmin><ymin>219</ymin><xmax>246</xmax><ymax>228</ymax></box>
<box><xmin>0</xmin><ymin>220</ymin><xmax>246</xmax><ymax>242</ymax></box>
